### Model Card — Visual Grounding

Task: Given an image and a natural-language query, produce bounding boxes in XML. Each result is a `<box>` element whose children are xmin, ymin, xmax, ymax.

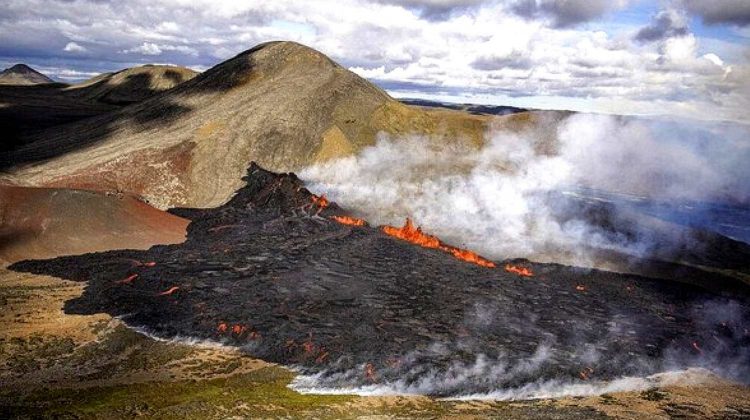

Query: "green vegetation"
<box><xmin>2</xmin><ymin>366</ymin><xmax>359</xmax><ymax>419</ymax></box>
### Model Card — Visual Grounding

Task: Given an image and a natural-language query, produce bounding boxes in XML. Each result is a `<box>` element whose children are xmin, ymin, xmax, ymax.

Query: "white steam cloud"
<box><xmin>291</xmin><ymin>366</ymin><xmax>715</xmax><ymax>401</ymax></box>
<box><xmin>301</xmin><ymin>113</ymin><xmax>750</xmax><ymax>265</ymax></box>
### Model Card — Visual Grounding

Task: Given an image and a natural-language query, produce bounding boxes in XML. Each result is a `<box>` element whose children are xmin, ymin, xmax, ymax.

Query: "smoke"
<box><xmin>125</xmin><ymin>321</ymin><xmax>235</xmax><ymax>350</ymax></box>
<box><xmin>294</xmin><ymin>113</ymin><xmax>750</xmax><ymax>399</ymax></box>
<box><xmin>557</xmin><ymin>115</ymin><xmax>750</xmax><ymax>204</ymax></box>
<box><xmin>301</xmin><ymin>113</ymin><xmax>750</xmax><ymax>265</ymax></box>
<box><xmin>291</xmin><ymin>367</ymin><xmax>713</xmax><ymax>400</ymax></box>
<box><xmin>288</xmin><ymin>296</ymin><xmax>749</xmax><ymax>399</ymax></box>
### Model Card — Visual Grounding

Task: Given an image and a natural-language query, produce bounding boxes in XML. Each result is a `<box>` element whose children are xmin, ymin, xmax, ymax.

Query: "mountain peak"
<box><xmin>0</xmin><ymin>63</ymin><xmax>54</xmax><ymax>85</ymax></box>
<box><xmin>184</xmin><ymin>41</ymin><xmax>345</xmax><ymax>93</ymax></box>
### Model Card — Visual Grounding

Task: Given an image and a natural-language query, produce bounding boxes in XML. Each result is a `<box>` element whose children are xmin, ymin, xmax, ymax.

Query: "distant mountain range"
<box><xmin>400</xmin><ymin>98</ymin><xmax>526</xmax><ymax>116</ymax></box>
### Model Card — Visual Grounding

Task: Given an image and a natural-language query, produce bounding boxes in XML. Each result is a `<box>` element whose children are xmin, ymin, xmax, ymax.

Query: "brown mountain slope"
<box><xmin>2</xmin><ymin>41</ymin><xmax>492</xmax><ymax>209</ymax></box>
<box><xmin>0</xmin><ymin>64</ymin><xmax>54</xmax><ymax>85</ymax></box>
<box><xmin>65</xmin><ymin>65</ymin><xmax>198</xmax><ymax>105</ymax></box>
<box><xmin>0</xmin><ymin>185</ymin><xmax>188</xmax><ymax>264</ymax></box>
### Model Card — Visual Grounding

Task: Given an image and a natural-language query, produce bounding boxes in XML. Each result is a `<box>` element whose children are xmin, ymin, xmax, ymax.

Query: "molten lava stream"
<box><xmin>382</xmin><ymin>218</ymin><xmax>496</xmax><ymax>268</ymax></box>
<box><xmin>116</xmin><ymin>274</ymin><xmax>139</xmax><ymax>284</ymax></box>
<box><xmin>157</xmin><ymin>286</ymin><xmax>180</xmax><ymax>296</ymax></box>
<box><xmin>504</xmin><ymin>264</ymin><xmax>533</xmax><ymax>277</ymax></box>
<box><xmin>311</xmin><ymin>194</ymin><xmax>329</xmax><ymax>208</ymax></box>
<box><xmin>382</xmin><ymin>218</ymin><xmax>440</xmax><ymax>249</ymax></box>
<box><xmin>444</xmin><ymin>247</ymin><xmax>496</xmax><ymax>268</ymax></box>
<box><xmin>331</xmin><ymin>215</ymin><xmax>367</xmax><ymax>226</ymax></box>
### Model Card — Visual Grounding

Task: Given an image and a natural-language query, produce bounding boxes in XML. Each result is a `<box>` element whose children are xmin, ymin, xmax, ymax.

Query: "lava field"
<box><xmin>11</xmin><ymin>163</ymin><xmax>750</xmax><ymax>396</ymax></box>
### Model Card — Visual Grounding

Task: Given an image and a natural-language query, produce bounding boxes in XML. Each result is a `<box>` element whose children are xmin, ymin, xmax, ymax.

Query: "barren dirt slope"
<box><xmin>0</xmin><ymin>185</ymin><xmax>187</xmax><ymax>264</ymax></box>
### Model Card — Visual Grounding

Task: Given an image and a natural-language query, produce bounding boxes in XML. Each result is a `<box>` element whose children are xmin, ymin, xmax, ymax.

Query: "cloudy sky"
<box><xmin>1</xmin><ymin>0</ymin><xmax>749</xmax><ymax>122</ymax></box>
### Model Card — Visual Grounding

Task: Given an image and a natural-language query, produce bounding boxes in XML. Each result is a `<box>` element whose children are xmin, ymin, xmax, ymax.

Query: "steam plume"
<box><xmin>301</xmin><ymin>113</ymin><xmax>750</xmax><ymax>265</ymax></box>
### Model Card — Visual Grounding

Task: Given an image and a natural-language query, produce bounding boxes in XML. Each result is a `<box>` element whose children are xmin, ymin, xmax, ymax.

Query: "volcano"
<box><xmin>11</xmin><ymin>163</ymin><xmax>750</xmax><ymax>397</ymax></box>
<box><xmin>1</xmin><ymin>42</ymin><xmax>495</xmax><ymax>209</ymax></box>
<box><xmin>1</xmin><ymin>39</ymin><xmax>748</xmax><ymax>417</ymax></box>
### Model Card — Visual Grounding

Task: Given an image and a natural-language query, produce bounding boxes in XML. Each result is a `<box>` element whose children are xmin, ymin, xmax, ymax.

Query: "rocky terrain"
<box><xmin>3</xmin><ymin>266</ymin><xmax>747</xmax><ymax>418</ymax></box>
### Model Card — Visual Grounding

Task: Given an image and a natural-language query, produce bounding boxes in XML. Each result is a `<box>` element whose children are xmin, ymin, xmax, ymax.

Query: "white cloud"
<box><xmin>62</xmin><ymin>41</ymin><xmax>86</xmax><ymax>52</ymax></box>
<box><xmin>703</xmin><ymin>53</ymin><xmax>724</xmax><ymax>67</ymax></box>
<box><xmin>0</xmin><ymin>0</ymin><xmax>748</xmax><ymax>122</ymax></box>
<box><xmin>123</xmin><ymin>42</ymin><xmax>163</xmax><ymax>55</ymax></box>
<box><xmin>122</xmin><ymin>41</ymin><xmax>198</xmax><ymax>56</ymax></box>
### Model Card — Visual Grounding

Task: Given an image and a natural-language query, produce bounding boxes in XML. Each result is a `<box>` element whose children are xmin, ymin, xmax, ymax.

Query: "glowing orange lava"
<box><xmin>116</xmin><ymin>274</ymin><xmax>138</xmax><ymax>284</ymax></box>
<box><xmin>311</xmin><ymin>194</ymin><xmax>329</xmax><ymax>209</ymax></box>
<box><xmin>576</xmin><ymin>285</ymin><xmax>586</xmax><ymax>292</ymax></box>
<box><xmin>331</xmin><ymin>215</ymin><xmax>366</xmax><ymax>226</ymax></box>
<box><xmin>232</xmin><ymin>324</ymin><xmax>248</xmax><ymax>336</ymax></box>
<box><xmin>217</xmin><ymin>322</ymin><xmax>228</xmax><ymax>333</ymax></box>
<box><xmin>382</xmin><ymin>218</ymin><xmax>441</xmax><ymax>249</ymax></box>
<box><xmin>504</xmin><ymin>264</ymin><xmax>533</xmax><ymax>277</ymax></box>
<box><xmin>382</xmin><ymin>218</ymin><xmax>496</xmax><ymax>268</ymax></box>
<box><xmin>446</xmin><ymin>247</ymin><xmax>496</xmax><ymax>268</ymax></box>
<box><xmin>157</xmin><ymin>286</ymin><xmax>180</xmax><ymax>296</ymax></box>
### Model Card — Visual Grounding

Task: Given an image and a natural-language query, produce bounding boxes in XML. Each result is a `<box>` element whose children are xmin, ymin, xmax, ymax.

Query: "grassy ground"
<box><xmin>1</xmin><ymin>267</ymin><xmax>748</xmax><ymax>419</ymax></box>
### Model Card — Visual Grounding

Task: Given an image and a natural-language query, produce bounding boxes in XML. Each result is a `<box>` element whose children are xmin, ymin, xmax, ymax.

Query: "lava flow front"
<box><xmin>504</xmin><ymin>264</ymin><xmax>534</xmax><ymax>277</ymax></box>
<box><xmin>382</xmin><ymin>218</ymin><xmax>441</xmax><ymax>249</ymax></box>
<box><xmin>331</xmin><ymin>215</ymin><xmax>367</xmax><ymax>226</ymax></box>
<box><xmin>382</xmin><ymin>218</ymin><xmax>496</xmax><ymax>268</ymax></box>
<box><xmin>311</xmin><ymin>194</ymin><xmax>329</xmax><ymax>208</ymax></box>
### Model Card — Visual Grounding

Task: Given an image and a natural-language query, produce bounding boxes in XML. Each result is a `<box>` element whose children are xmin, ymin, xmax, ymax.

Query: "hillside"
<box><xmin>0</xmin><ymin>64</ymin><xmax>54</xmax><ymax>85</ymax></box>
<box><xmin>0</xmin><ymin>64</ymin><xmax>198</xmax><ymax>154</ymax></box>
<box><xmin>0</xmin><ymin>185</ymin><xmax>187</xmax><ymax>264</ymax></box>
<box><xmin>2</xmin><ymin>41</ymin><xmax>495</xmax><ymax>209</ymax></box>
<box><xmin>65</xmin><ymin>65</ymin><xmax>198</xmax><ymax>105</ymax></box>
